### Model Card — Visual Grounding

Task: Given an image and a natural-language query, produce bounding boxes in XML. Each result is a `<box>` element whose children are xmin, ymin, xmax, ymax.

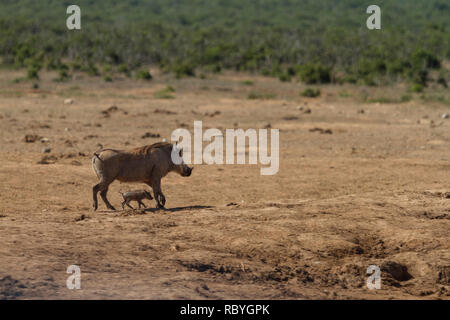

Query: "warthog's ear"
<box><xmin>174</xmin><ymin>141</ymin><xmax>183</xmax><ymax>157</ymax></box>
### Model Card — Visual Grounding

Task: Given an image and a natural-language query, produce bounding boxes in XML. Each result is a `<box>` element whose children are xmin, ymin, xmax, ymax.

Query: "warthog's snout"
<box><xmin>182</xmin><ymin>166</ymin><xmax>193</xmax><ymax>177</ymax></box>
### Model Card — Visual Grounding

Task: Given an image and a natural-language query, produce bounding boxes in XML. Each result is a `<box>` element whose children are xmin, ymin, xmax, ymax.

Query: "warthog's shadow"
<box><xmin>144</xmin><ymin>205</ymin><xmax>214</xmax><ymax>213</ymax></box>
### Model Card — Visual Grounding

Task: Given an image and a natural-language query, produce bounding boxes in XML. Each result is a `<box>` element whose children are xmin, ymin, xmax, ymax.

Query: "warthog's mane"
<box><xmin>130</xmin><ymin>141</ymin><xmax>173</xmax><ymax>156</ymax></box>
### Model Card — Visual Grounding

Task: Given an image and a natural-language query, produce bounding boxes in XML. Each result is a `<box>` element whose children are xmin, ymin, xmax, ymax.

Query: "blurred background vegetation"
<box><xmin>0</xmin><ymin>0</ymin><xmax>448</xmax><ymax>89</ymax></box>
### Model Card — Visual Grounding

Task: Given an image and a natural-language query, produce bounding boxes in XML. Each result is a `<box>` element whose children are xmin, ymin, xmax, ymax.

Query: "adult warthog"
<box><xmin>92</xmin><ymin>142</ymin><xmax>193</xmax><ymax>211</ymax></box>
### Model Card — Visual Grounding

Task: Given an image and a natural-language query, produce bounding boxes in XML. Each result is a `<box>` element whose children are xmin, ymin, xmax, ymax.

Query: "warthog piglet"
<box><xmin>120</xmin><ymin>190</ymin><xmax>153</xmax><ymax>210</ymax></box>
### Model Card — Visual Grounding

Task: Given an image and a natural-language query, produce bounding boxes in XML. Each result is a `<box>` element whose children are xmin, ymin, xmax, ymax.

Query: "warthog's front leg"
<box><xmin>158</xmin><ymin>193</ymin><xmax>166</xmax><ymax>207</ymax></box>
<box><xmin>148</xmin><ymin>179</ymin><xmax>165</xmax><ymax>209</ymax></box>
<box><xmin>138</xmin><ymin>200</ymin><xmax>147</xmax><ymax>209</ymax></box>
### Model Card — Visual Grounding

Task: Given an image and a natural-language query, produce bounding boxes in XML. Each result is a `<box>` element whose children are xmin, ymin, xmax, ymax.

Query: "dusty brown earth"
<box><xmin>0</xmin><ymin>69</ymin><xmax>449</xmax><ymax>299</ymax></box>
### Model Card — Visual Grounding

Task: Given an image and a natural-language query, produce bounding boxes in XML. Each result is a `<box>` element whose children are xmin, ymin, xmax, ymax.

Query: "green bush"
<box><xmin>26</xmin><ymin>65</ymin><xmax>40</xmax><ymax>80</ymax></box>
<box><xmin>240</xmin><ymin>80</ymin><xmax>254</xmax><ymax>86</ymax></box>
<box><xmin>387</xmin><ymin>60</ymin><xmax>411</xmax><ymax>75</ymax></box>
<box><xmin>248</xmin><ymin>92</ymin><xmax>276</xmax><ymax>100</ymax></box>
<box><xmin>172</xmin><ymin>63</ymin><xmax>195</xmax><ymax>78</ymax></box>
<box><xmin>203</xmin><ymin>46</ymin><xmax>223</xmax><ymax>64</ymax></box>
<box><xmin>411</xmin><ymin>49</ymin><xmax>441</xmax><ymax>69</ymax></box>
<box><xmin>278</xmin><ymin>73</ymin><xmax>291</xmax><ymax>82</ymax></box>
<box><xmin>56</xmin><ymin>69</ymin><xmax>71</xmax><ymax>82</ymax></box>
<box><xmin>338</xmin><ymin>91</ymin><xmax>352</xmax><ymax>98</ymax></box>
<box><xmin>46</xmin><ymin>58</ymin><xmax>61</xmax><ymax>71</ymax></box>
<box><xmin>118</xmin><ymin>64</ymin><xmax>129</xmax><ymax>75</ymax></box>
<box><xmin>205</xmin><ymin>64</ymin><xmax>222</xmax><ymax>73</ymax></box>
<box><xmin>407</xmin><ymin>69</ymin><xmax>428</xmax><ymax>86</ymax></box>
<box><xmin>437</xmin><ymin>72</ymin><xmax>448</xmax><ymax>88</ymax></box>
<box><xmin>154</xmin><ymin>86</ymin><xmax>175</xmax><ymax>99</ymax></box>
<box><xmin>409</xmin><ymin>83</ymin><xmax>424</xmax><ymax>93</ymax></box>
<box><xmin>136</xmin><ymin>69</ymin><xmax>152</xmax><ymax>80</ymax></box>
<box><xmin>102</xmin><ymin>64</ymin><xmax>113</xmax><ymax>74</ymax></box>
<box><xmin>14</xmin><ymin>45</ymin><xmax>35</xmax><ymax>67</ymax></box>
<box><xmin>261</xmin><ymin>68</ymin><xmax>271</xmax><ymax>76</ymax></box>
<box><xmin>71</xmin><ymin>60</ymin><xmax>82</xmax><ymax>71</ymax></box>
<box><xmin>25</xmin><ymin>58</ymin><xmax>42</xmax><ymax>80</ymax></box>
<box><xmin>81</xmin><ymin>63</ymin><xmax>100</xmax><ymax>76</ymax></box>
<box><xmin>400</xmin><ymin>94</ymin><xmax>412</xmax><ymax>102</ymax></box>
<box><xmin>301</xmin><ymin>88</ymin><xmax>321</xmax><ymax>98</ymax></box>
<box><xmin>297</xmin><ymin>63</ymin><xmax>331</xmax><ymax>84</ymax></box>
<box><xmin>341</xmin><ymin>75</ymin><xmax>357</xmax><ymax>84</ymax></box>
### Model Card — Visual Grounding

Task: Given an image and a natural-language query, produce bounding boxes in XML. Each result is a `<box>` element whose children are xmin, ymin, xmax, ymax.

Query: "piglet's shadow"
<box><xmin>144</xmin><ymin>205</ymin><xmax>214</xmax><ymax>213</ymax></box>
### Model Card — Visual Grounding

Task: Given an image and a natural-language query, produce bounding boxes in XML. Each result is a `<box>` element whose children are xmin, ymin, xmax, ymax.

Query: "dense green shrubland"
<box><xmin>0</xmin><ymin>0</ymin><xmax>448</xmax><ymax>86</ymax></box>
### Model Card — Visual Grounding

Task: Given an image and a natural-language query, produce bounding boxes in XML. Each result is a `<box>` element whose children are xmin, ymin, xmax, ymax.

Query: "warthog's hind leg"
<box><xmin>125</xmin><ymin>200</ymin><xmax>134</xmax><ymax>209</ymax></box>
<box><xmin>100</xmin><ymin>187</ymin><xmax>116</xmax><ymax>211</ymax></box>
<box><xmin>92</xmin><ymin>184</ymin><xmax>101</xmax><ymax>211</ymax></box>
<box><xmin>121</xmin><ymin>200</ymin><xmax>133</xmax><ymax>210</ymax></box>
<box><xmin>93</xmin><ymin>178</ymin><xmax>115</xmax><ymax>211</ymax></box>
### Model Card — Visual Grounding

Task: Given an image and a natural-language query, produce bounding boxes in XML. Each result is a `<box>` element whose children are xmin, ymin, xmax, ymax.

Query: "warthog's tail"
<box><xmin>93</xmin><ymin>145</ymin><xmax>104</xmax><ymax>162</ymax></box>
<box><xmin>92</xmin><ymin>147</ymin><xmax>104</xmax><ymax>180</ymax></box>
<box><xmin>93</xmin><ymin>144</ymin><xmax>104</xmax><ymax>162</ymax></box>
<box><xmin>93</xmin><ymin>153</ymin><xmax>103</xmax><ymax>162</ymax></box>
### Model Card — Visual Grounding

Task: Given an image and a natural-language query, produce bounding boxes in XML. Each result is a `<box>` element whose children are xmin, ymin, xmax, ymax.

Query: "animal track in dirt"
<box><xmin>258</xmin><ymin>265</ymin><xmax>312</xmax><ymax>284</ymax></box>
<box><xmin>329</xmin><ymin>264</ymin><xmax>366</xmax><ymax>288</ymax></box>
<box><xmin>24</xmin><ymin>134</ymin><xmax>41</xmax><ymax>143</ymax></box>
<box><xmin>141</xmin><ymin>132</ymin><xmax>161</xmax><ymax>139</ymax></box>
<box><xmin>326</xmin><ymin>245</ymin><xmax>364</xmax><ymax>259</ymax></box>
<box><xmin>381</xmin><ymin>261</ymin><xmax>413</xmax><ymax>287</ymax></box>
<box><xmin>309</xmin><ymin>127</ymin><xmax>333</xmax><ymax>134</ymax></box>
<box><xmin>254</xmin><ymin>263</ymin><xmax>366</xmax><ymax>289</ymax></box>
<box><xmin>178</xmin><ymin>260</ymin><xmax>240</xmax><ymax>274</ymax></box>
<box><xmin>150</xmin><ymin>221</ymin><xmax>178</xmax><ymax>228</ymax></box>
<box><xmin>349</xmin><ymin>234</ymin><xmax>389</xmax><ymax>259</ymax></box>
<box><xmin>37</xmin><ymin>152</ymin><xmax>87</xmax><ymax>165</ymax></box>
<box><xmin>263</xmin><ymin>202</ymin><xmax>307</xmax><ymax>209</ymax></box>
<box><xmin>0</xmin><ymin>276</ymin><xmax>27</xmax><ymax>299</ymax></box>
<box><xmin>118</xmin><ymin>209</ymin><xmax>148</xmax><ymax>216</ymax></box>
<box><xmin>420</xmin><ymin>211</ymin><xmax>450</xmax><ymax>220</ymax></box>
<box><xmin>180</xmin><ymin>261</ymin><xmax>294</xmax><ymax>284</ymax></box>
<box><xmin>74</xmin><ymin>214</ymin><xmax>87</xmax><ymax>222</ymax></box>
<box><xmin>436</xmin><ymin>266</ymin><xmax>450</xmax><ymax>285</ymax></box>
<box><xmin>101</xmin><ymin>105</ymin><xmax>127</xmax><ymax>118</ymax></box>
<box><xmin>154</xmin><ymin>108</ymin><xmax>177</xmax><ymax>115</ymax></box>
<box><xmin>423</xmin><ymin>190</ymin><xmax>450</xmax><ymax>199</ymax></box>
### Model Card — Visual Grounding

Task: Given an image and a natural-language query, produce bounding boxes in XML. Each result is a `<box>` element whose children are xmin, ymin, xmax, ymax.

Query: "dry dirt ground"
<box><xmin>0</xmin><ymin>69</ymin><xmax>449</xmax><ymax>300</ymax></box>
